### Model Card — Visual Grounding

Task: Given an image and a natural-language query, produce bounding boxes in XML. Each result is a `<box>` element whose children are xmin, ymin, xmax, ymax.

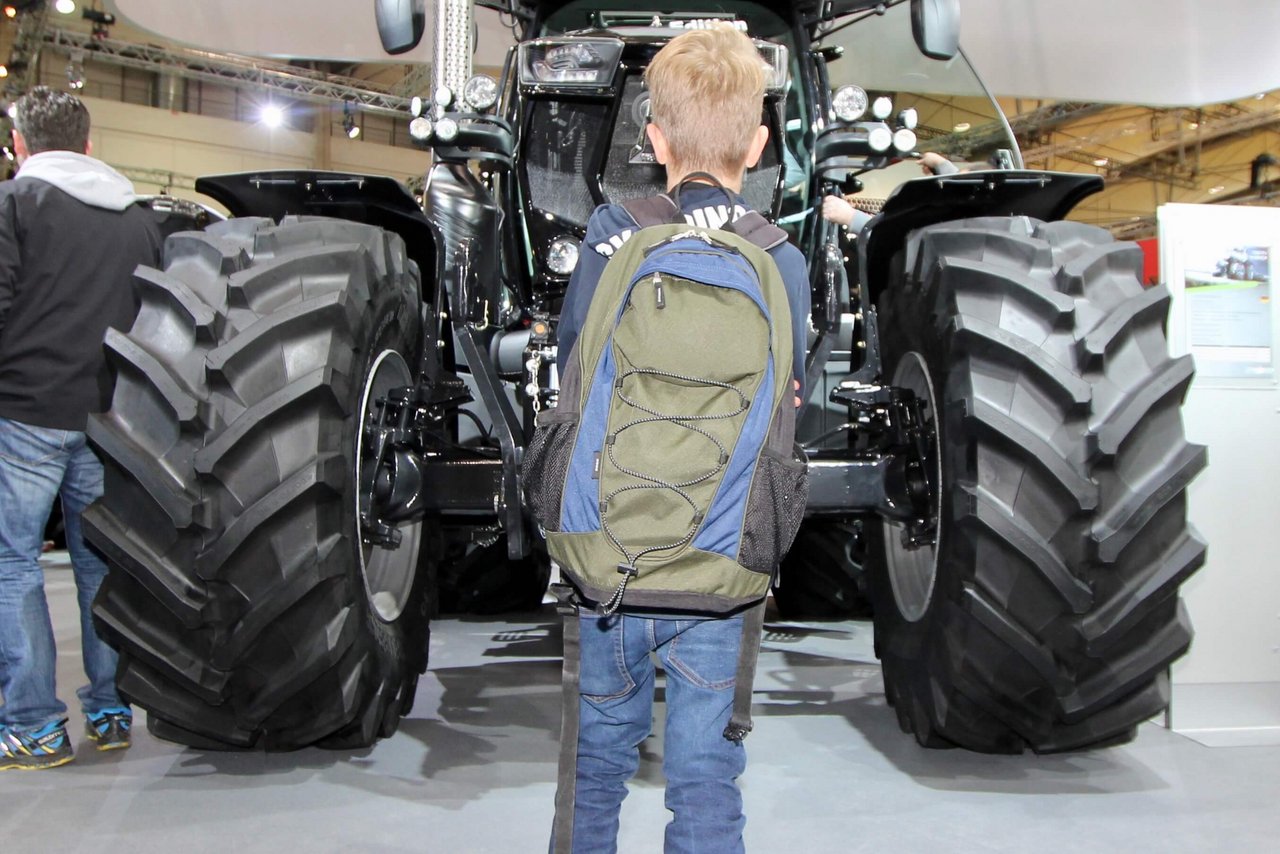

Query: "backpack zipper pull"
<box><xmin>653</xmin><ymin>273</ymin><xmax>665</xmax><ymax>309</ymax></box>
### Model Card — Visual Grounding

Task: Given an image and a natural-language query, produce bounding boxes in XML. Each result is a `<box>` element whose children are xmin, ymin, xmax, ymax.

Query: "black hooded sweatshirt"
<box><xmin>0</xmin><ymin>151</ymin><xmax>162</xmax><ymax>430</ymax></box>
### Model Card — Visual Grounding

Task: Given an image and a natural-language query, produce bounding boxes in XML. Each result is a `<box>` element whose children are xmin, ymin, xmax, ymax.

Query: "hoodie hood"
<box><xmin>15</xmin><ymin>151</ymin><xmax>138</xmax><ymax>211</ymax></box>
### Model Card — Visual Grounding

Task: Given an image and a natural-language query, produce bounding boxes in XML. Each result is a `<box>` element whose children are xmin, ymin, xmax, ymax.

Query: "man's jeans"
<box><xmin>0</xmin><ymin>416</ymin><xmax>123</xmax><ymax>731</ymax></box>
<box><xmin>568</xmin><ymin>611</ymin><xmax>746</xmax><ymax>854</ymax></box>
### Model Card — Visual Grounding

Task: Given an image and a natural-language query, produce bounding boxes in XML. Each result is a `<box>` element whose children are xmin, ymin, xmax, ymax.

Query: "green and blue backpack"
<box><xmin>524</xmin><ymin>185</ymin><xmax>809</xmax><ymax>616</ymax></box>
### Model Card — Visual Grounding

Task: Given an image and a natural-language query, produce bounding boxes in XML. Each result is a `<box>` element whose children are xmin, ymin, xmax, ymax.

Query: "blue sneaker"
<box><xmin>0</xmin><ymin>720</ymin><xmax>75</xmax><ymax>770</ymax></box>
<box><xmin>85</xmin><ymin>708</ymin><xmax>132</xmax><ymax>752</ymax></box>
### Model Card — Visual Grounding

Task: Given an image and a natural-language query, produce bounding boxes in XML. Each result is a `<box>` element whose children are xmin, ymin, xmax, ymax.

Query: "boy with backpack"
<box><xmin>530</xmin><ymin>24</ymin><xmax>811</xmax><ymax>854</ymax></box>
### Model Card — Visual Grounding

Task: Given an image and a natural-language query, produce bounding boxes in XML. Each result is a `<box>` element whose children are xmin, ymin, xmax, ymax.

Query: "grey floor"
<box><xmin>5</xmin><ymin>559</ymin><xmax>1279</xmax><ymax>854</ymax></box>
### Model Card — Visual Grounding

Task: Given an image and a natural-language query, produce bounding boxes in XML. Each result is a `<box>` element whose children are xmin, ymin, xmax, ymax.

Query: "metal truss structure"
<box><xmin>2</xmin><ymin>2</ymin><xmax>51</xmax><ymax>105</ymax></box>
<box><xmin>39</xmin><ymin>27</ymin><xmax>415</xmax><ymax>117</ymax></box>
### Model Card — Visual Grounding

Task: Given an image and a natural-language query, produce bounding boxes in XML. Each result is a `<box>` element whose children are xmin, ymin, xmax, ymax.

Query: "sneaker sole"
<box><xmin>89</xmin><ymin>740</ymin><xmax>131</xmax><ymax>752</ymax></box>
<box><xmin>0</xmin><ymin>752</ymin><xmax>75</xmax><ymax>770</ymax></box>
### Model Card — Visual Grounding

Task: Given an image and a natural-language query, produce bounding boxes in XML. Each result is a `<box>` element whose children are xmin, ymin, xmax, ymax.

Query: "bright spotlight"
<box><xmin>260</xmin><ymin>104</ymin><xmax>285</xmax><ymax>128</ymax></box>
<box><xmin>55</xmin><ymin>0</ymin><xmax>75</xmax><ymax>14</ymax></box>
<box><xmin>342</xmin><ymin>102</ymin><xmax>360</xmax><ymax>139</ymax></box>
<box><xmin>66</xmin><ymin>61</ymin><xmax>85</xmax><ymax>90</ymax></box>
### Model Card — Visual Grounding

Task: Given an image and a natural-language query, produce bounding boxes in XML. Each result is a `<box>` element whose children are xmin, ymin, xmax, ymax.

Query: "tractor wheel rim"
<box><xmin>883</xmin><ymin>350</ymin><xmax>941</xmax><ymax>623</ymax></box>
<box><xmin>356</xmin><ymin>348</ymin><xmax>422</xmax><ymax>623</ymax></box>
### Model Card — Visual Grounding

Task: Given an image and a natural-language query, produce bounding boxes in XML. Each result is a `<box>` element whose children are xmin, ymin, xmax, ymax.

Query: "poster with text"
<box><xmin>1158</xmin><ymin>204</ymin><xmax>1279</xmax><ymax>383</ymax></box>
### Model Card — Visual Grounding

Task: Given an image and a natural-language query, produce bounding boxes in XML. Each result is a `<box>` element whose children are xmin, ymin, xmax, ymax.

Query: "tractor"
<box><xmin>84</xmin><ymin>0</ymin><xmax>1205</xmax><ymax>754</ymax></box>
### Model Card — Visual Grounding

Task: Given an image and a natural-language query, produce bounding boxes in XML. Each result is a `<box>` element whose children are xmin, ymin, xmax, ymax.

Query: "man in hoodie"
<box><xmin>0</xmin><ymin>87</ymin><xmax>161</xmax><ymax>769</ymax></box>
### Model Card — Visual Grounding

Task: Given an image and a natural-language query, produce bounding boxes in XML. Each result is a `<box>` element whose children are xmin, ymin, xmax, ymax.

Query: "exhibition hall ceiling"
<box><xmin>33</xmin><ymin>1</ymin><xmax>1280</xmax><ymax>234</ymax></box>
<box><xmin>107</xmin><ymin>0</ymin><xmax>1280</xmax><ymax>106</ymax></box>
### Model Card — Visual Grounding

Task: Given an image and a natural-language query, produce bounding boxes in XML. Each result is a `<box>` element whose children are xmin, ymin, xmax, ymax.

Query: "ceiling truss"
<box><xmin>39</xmin><ymin>27</ymin><xmax>413</xmax><ymax>116</ymax></box>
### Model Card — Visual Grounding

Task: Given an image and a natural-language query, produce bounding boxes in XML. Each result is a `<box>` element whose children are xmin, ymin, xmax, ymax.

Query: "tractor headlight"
<box><xmin>893</xmin><ymin>128</ymin><xmax>917</xmax><ymax>152</ymax></box>
<box><xmin>871</xmin><ymin>96</ymin><xmax>893</xmax><ymax>121</ymax></box>
<box><xmin>868</xmin><ymin>125</ymin><xmax>893</xmax><ymax>153</ymax></box>
<box><xmin>755</xmin><ymin>41</ymin><xmax>789</xmax><ymax>95</ymax></box>
<box><xmin>519</xmin><ymin>38</ymin><xmax>624</xmax><ymax>90</ymax></box>
<box><xmin>831</xmin><ymin>85</ymin><xmax>868</xmax><ymax>122</ymax></box>
<box><xmin>410</xmin><ymin>96</ymin><xmax>424</xmax><ymax>117</ymax></box>
<box><xmin>434</xmin><ymin>116</ymin><xmax>458</xmax><ymax>143</ymax></box>
<box><xmin>547</xmin><ymin>236</ymin><xmax>580</xmax><ymax>276</ymax></box>
<box><xmin>409</xmin><ymin>116</ymin><xmax>433</xmax><ymax>141</ymax></box>
<box><xmin>898</xmin><ymin>108</ymin><xmax>918</xmax><ymax>130</ymax></box>
<box><xmin>463</xmin><ymin>74</ymin><xmax>498</xmax><ymax>111</ymax></box>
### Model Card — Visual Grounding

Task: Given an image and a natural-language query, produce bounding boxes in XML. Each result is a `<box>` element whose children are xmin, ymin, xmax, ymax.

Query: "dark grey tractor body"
<box><xmin>85</xmin><ymin>0</ymin><xmax>1206</xmax><ymax>754</ymax></box>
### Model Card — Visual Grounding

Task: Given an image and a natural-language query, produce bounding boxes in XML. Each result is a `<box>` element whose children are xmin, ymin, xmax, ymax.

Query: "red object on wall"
<box><xmin>1136</xmin><ymin>238</ymin><xmax>1160</xmax><ymax>287</ymax></box>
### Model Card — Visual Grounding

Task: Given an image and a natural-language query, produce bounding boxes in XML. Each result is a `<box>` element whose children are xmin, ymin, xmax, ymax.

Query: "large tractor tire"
<box><xmin>83</xmin><ymin>217</ymin><xmax>432</xmax><ymax>750</ymax></box>
<box><xmin>869</xmin><ymin>217</ymin><xmax>1206</xmax><ymax>753</ymax></box>
<box><xmin>771</xmin><ymin>521</ymin><xmax>871</xmax><ymax>619</ymax></box>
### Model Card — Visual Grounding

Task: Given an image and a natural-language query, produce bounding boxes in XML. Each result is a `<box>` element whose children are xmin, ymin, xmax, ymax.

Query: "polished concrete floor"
<box><xmin>4</xmin><ymin>558</ymin><xmax>1279</xmax><ymax>853</ymax></box>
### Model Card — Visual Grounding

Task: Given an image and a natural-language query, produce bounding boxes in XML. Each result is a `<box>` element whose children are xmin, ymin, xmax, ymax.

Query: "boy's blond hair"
<box><xmin>645</xmin><ymin>23</ymin><xmax>767</xmax><ymax>178</ymax></box>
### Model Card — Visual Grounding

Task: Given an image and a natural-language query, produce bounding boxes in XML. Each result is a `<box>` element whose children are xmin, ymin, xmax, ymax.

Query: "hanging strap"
<box><xmin>621</xmin><ymin>193</ymin><xmax>683</xmax><ymax>227</ymax></box>
<box><xmin>724</xmin><ymin>211</ymin><xmax>789</xmax><ymax>251</ymax></box>
<box><xmin>551</xmin><ymin>584</ymin><xmax>582</xmax><ymax>854</ymax></box>
<box><xmin>723</xmin><ymin>599</ymin><xmax>767</xmax><ymax>744</ymax></box>
<box><xmin>621</xmin><ymin>183</ymin><xmax>789</xmax><ymax>253</ymax></box>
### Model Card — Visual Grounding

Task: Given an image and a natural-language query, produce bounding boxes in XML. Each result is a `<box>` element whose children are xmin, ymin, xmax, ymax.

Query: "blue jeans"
<box><xmin>567</xmin><ymin>611</ymin><xmax>746</xmax><ymax>854</ymax></box>
<box><xmin>0</xmin><ymin>416</ymin><xmax>124</xmax><ymax>731</ymax></box>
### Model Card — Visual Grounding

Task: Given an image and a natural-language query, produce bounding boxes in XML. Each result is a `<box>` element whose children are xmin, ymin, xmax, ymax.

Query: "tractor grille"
<box><xmin>524</xmin><ymin>100</ymin><xmax>608</xmax><ymax>225</ymax></box>
<box><xmin>524</xmin><ymin>74</ymin><xmax>782</xmax><ymax>227</ymax></box>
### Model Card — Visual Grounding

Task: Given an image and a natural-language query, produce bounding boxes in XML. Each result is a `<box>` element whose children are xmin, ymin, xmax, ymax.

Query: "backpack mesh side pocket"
<box><xmin>522</xmin><ymin>413</ymin><xmax>579</xmax><ymax>532</ymax></box>
<box><xmin>738</xmin><ymin>448</ymin><xmax>809</xmax><ymax>574</ymax></box>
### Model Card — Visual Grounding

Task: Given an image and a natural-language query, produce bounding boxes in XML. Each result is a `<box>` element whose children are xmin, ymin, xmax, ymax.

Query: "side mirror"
<box><xmin>910</xmin><ymin>0</ymin><xmax>960</xmax><ymax>61</ymax></box>
<box><xmin>375</xmin><ymin>0</ymin><xmax>426</xmax><ymax>55</ymax></box>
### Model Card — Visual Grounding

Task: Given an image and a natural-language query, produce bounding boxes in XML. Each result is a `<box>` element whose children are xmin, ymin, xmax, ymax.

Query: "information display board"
<box><xmin>1159</xmin><ymin>203</ymin><xmax>1280</xmax><ymax>385</ymax></box>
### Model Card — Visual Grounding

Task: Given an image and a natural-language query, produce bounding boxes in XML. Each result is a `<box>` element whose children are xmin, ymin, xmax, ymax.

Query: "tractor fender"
<box><xmin>858</xmin><ymin>170</ymin><xmax>1104</xmax><ymax>306</ymax></box>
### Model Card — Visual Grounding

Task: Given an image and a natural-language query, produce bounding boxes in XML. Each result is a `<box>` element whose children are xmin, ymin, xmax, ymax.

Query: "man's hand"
<box><xmin>821</xmin><ymin>194</ymin><xmax>856</xmax><ymax>227</ymax></box>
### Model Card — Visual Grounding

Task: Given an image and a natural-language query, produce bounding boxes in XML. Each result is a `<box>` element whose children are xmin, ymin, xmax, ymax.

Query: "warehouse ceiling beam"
<box><xmin>1023</xmin><ymin>104</ymin><xmax>1280</xmax><ymax>175</ymax></box>
<box><xmin>927</xmin><ymin>101</ymin><xmax>1111</xmax><ymax>156</ymax></box>
<box><xmin>40</xmin><ymin>27</ymin><xmax>414</xmax><ymax>117</ymax></box>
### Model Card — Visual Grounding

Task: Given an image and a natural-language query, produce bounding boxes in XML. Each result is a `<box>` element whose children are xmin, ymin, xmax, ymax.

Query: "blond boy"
<box><xmin>551</xmin><ymin>24</ymin><xmax>810</xmax><ymax>854</ymax></box>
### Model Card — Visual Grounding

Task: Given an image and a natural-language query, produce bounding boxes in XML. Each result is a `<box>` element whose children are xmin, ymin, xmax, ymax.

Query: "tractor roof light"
<box><xmin>409</xmin><ymin>116</ymin><xmax>433</xmax><ymax>142</ymax></box>
<box><xmin>831</xmin><ymin>85</ymin><xmax>868</xmax><ymax>123</ymax></box>
<box><xmin>463</xmin><ymin>74</ymin><xmax>498</xmax><ymax>112</ymax></box>
<box><xmin>893</xmin><ymin>128</ymin><xmax>917</xmax><ymax>153</ymax></box>
<box><xmin>871</xmin><ymin>96</ymin><xmax>893</xmax><ymax>121</ymax></box>
<box><xmin>755</xmin><ymin>41</ymin><xmax>789</xmax><ymax>95</ymax></box>
<box><xmin>434</xmin><ymin>116</ymin><xmax>459</xmax><ymax>143</ymax></box>
<box><xmin>868</xmin><ymin>125</ymin><xmax>893</xmax><ymax>153</ymax></box>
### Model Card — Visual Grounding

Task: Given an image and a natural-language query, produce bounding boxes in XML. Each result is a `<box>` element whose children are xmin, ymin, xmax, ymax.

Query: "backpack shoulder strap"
<box><xmin>723</xmin><ymin>210</ymin><xmax>789</xmax><ymax>252</ymax></box>
<box><xmin>621</xmin><ymin>194</ymin><xmax>683</xmax><ymax>228</ymax></box>
<box><xmin>623</xmin><ymin>193</ymin><xmax>788</xmax><ymax>251</ymax></box>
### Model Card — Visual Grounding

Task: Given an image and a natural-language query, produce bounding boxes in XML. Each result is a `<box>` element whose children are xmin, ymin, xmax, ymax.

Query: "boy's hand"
<box><xmin>794</xmin><ymin>378</ymin><xmax>802</xmax><ymax>408</ymax></box>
